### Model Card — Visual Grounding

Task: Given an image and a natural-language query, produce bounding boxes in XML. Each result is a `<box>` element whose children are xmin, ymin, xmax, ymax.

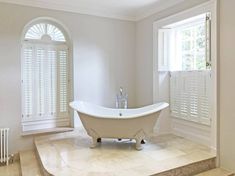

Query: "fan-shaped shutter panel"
<box><xmin>25</xmin><ymin>23</ymin><xmax>66</xmax><ymax>42</ymax></box>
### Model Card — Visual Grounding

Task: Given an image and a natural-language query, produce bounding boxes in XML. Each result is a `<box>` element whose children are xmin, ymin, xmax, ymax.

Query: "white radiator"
<box><xmin>0</xmin><ymin>128</ymin><xmax>9</xmax><ymax>165</ymax></box>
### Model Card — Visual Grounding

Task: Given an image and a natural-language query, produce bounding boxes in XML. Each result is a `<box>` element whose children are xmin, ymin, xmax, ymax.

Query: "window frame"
<box><xmin>158</xmin><ymin>13</ymin><xmax>209</xmax><ymax>71</ymax></box>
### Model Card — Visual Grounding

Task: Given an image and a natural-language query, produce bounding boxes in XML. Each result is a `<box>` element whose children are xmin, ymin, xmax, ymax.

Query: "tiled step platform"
<box><xmin>19</xmin><ymin>150</ymin><xmax>42</xmax><ymax>176</ymax></box>
<box><xmin>34</xmin><ymin>128</ymin><xmax>217</xmax><ymax>176</ymax></box>
<box><xmin>195</xmin><ymin>168</ymin><xmax>234</xmax><ymax>176</ymax></box>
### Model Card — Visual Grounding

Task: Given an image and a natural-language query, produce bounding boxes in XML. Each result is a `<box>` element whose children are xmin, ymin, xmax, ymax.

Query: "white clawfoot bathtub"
<box><xmin>70</xmin><ymin>101</ymin><xmax>169</xmax><ymax>150</ymax></box>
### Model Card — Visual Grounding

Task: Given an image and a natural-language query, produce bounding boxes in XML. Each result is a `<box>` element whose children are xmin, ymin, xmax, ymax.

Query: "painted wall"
<box><xmin>0</xmin><ymin>2</ymin><xmax>136</xmax><ymax>153</ymax></box>
<box><xmin>219</xmin><ymin>0</ymin><xmax>235</xmax><ymax>171</ymax></box>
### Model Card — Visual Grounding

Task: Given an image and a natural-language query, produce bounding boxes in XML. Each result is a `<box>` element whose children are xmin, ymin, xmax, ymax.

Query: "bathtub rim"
<box><xmin>69</xmin><ymin>101</ymin><xmax>169</xmax><ymax>119</ymax></box>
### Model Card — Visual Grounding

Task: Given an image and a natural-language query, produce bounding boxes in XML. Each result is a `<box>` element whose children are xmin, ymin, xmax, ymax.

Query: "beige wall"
<box><xmin>0</xmin><ymin>2</ymin><xmax>136</xmax><ymax>153</ymax></box>
<box><xmin>219</xmin><ymin>0</ymin><xmax>235</xmax><ymax>171</ymax></box>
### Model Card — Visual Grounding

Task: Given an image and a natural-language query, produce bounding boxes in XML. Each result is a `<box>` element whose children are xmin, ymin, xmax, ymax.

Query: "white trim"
<box><xmin>22</xmin><ymin>118</ymin><xmax>70</xmax><ymax>131</ymax></box>
<box><xmin>153</xmin><ymin>1</ymin><xmax>215</xmax><ymax>28</ymax></box>
<box><xmin>171</xmin><ymin>117</ymin><xmax>217</xmax><ymax>154</ymax></box>
<box><xmin>171</xmin><ymin>118</ymin><xmax>211</xmax><ymax>147</ymax></box>
<box><xmin>153</xmin><ymin>0</ymin><xmax>217</xmax><ymax>150</ymax></box>
<box><xmin>164</xmin><ymin>13</ymin><xmax>207</xmax><ymax>29</ymax></box>
<box><xmin>0</xmin><ymin>0</ymin><xmax>184</xmax><ymax>21</ymax></box>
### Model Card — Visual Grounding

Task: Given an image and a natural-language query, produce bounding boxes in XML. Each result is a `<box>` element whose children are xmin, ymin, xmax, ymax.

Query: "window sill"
<box><xmin>21</xmin><ymin>127</ymin><xmax>74</xmax><ymax>136</ymax></box>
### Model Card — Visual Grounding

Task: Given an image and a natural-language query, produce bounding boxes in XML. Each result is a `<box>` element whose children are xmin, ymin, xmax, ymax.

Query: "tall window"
<box><xmin>157</xmin><ymin>13</ymin><xmax>212</xmax><ymax>125</ymax></box>
<box><xmin>158</xmin><ymin>13</ymin><xmax>211</xmax><ymax>71</ymax></box>
<box><xmin>22</xmin><ymin>21</ymin><xmax>71</xmax><ymax>131</ymax></box>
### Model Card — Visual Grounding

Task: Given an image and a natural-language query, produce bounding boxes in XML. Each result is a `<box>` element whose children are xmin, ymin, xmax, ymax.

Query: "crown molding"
<box><xmin>0</xmin><ymin>0</ymin><xmax>185</xmax><ymax>21</ymax></box>
<box><xmin>135</xmin><ymin>0</ymin><xmax>186</xmax><ymax>21</ymax></box>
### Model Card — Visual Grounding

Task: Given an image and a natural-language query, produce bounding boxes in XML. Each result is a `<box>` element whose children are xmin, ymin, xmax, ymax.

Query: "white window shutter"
<box><xmin>58</xmin><ymin>49</ymin><xmax>68</xmax><ymax>114</ymax></box>
<box><xmin>170</xmin><ymin>71</ymin><xmax>211</xmax><ymax>125</ymax></box>
<box><xmin>158</xmin><ymin>28</ymin><xmax>172</xmax><ymax>71</ymax></box>
<box><xmin>47</xmin><ymin>49</ymin><xmax>57</xmax><ymax>115</ymax></box>
<box><xmin>36</xmin><ymin>48</ymin><xmax>45</xmax><ymax>116</ymax></box>
<box><xmin>22</xmin><ymin>46</ymin><xmax>34</xmax><ymax>118</ymax></box>
<box><xmin>25</xmin><ymin>23</ymin><xmax>65</xmax><ymax>42</ymax></box>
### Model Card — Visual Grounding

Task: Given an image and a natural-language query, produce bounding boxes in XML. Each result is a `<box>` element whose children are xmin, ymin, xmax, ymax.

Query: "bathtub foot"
<box><xmin>135</xmin><ymin>139</ymin><xmax>143</xmax><ymax>151</ymax></box>
<box><xmin>90</xmin><ymin>137</ymin><xmax>98</xmax><ymax>148</ymax></box>
<box><xmin>141</xmin><ymin>139</ymin><xmax>146</xmax><ymax>144</ymax></box>
<box><xmin>134</xmin><ymin>130</ymin><xmax>146</xmax><ymax>150</ymax></box>
<box><xmin>97</xmin><ymin>138</ymin><xmax>102</xmax><ymax>143</ymax></box>
<box><xmin>88</xmin><ymin>129</ymin><xmax>100</xmax><ymax>148</ymax></box>
<box><xmin>118</xmin><ymin>138</ymin><xmax>122</xmax><ymax>141</ymax></box>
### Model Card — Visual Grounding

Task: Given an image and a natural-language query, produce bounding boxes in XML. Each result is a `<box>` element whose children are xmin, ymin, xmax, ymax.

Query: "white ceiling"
<box><xmin>0</xmin><ymin>0</ymin><xmax>185</xmax><ymax>21</ymax></box>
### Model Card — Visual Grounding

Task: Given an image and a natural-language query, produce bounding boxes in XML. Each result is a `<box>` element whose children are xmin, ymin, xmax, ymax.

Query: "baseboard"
<box><xmin>171</xmin><ymin>118</ymin><xmax>212</xmax><ymax>147</ymax></box>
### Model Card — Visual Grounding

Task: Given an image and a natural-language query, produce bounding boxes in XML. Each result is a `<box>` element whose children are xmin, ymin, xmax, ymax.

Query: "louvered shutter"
<box><xmin>22</xmin><ymin>45</ymin><xmax>69</xmax><ymax>120</ymax></box>
<box><xmin>25</xmin><ymin>23</ymin><xmax>65</xmax><ymax>42</ymax></box>
<box><xmin>22</xmin><ymin>46</ymin><xmax>34</xmax><ymax>118</ymax></box>
<box><xmin>170</xmin><ymin>71</ymin><xmax>211</xmax><ymax>125</ymax></box>
<box><xmin>36</xmin><ymin>47</ymin><xmax>45</xmax><ymax>116</ymax></box>
<box><xmin>158</xmin><ymin>28</ymin><xmax>172</xmax><ymax>71</ymax></box>
<box><xmin>47</xmin><ymin>49</ymin><xmax>57</xmax><ymax>115</ymax></box>
<box><xmin>58</xmin><ymin>48</ymin><xmax>68</xmax><ymax>115</ymax></box>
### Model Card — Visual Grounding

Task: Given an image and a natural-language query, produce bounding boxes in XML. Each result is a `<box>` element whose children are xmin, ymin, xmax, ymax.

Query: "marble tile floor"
<box><xmin>0</xmin><ymin>161</ymin><xmax>21</xmax><ymax>176</ymax></box>
<box><xmin>195</xmin><ymin>168</ymin><xmax>234</xmax><ymax>176</ymax></box>
<box><xmin>20</xmin><ymin>150</ymin><xmax>42</xmax><ymax>176</ymax></box>
<box><xmin>35</xmin><ymin>128</ymin><xmax>216</xmax><ymax>176</ymax></box>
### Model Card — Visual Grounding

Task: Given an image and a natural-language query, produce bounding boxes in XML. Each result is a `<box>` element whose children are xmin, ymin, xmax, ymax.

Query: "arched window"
<box><xmin>21</xmin><ymin>20</ymin><xmax>71</xmax><ymax>132</ymax></box>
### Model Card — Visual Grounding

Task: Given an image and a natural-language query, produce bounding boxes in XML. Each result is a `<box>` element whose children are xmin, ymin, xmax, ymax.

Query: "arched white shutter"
<box><xmin>22</xmin><ymin>22</ymin><xmax>70</xmax><ymax>131</ymax></box>
<box><xmin>22</xmin><ymin>21</ymin><xmax>71</xmax><ymax>132</ymax></box>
